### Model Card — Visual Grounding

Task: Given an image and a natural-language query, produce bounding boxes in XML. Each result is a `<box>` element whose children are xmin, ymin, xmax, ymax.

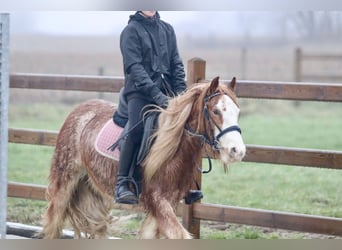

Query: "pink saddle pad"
<box><xmin>95</xmin><ymin>119</ymin><xmax>123</xmax><ymax>161</ymax></box>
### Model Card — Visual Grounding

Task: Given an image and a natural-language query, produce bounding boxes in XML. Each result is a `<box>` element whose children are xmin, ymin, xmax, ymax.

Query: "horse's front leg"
<box><xmin>155</xmin><ymin>198</ymin><xmax>193</xmax><ymax>239</ymax></box>
<box><xmin>139</xmin><ymin>213</ymin><xmax>160</xmax><ymax>239</ymax></box>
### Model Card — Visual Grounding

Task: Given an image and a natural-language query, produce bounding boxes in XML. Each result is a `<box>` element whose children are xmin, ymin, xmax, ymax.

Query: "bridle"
<box><xmin>185</xmin><ymin>91</ymin><xmax>242</xmax><ymax>173</ymax></box>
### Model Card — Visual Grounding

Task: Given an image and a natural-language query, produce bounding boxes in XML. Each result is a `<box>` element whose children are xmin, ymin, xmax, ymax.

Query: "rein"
<box><xmin>185</xmin><ymin>91</ymin><xmax>242</xmax><ymax>174</ymax></box>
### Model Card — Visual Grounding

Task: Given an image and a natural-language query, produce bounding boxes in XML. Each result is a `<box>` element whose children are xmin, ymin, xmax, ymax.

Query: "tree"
<box><xmin>287</xmin><ymin>11</ymin><xmax>342</xmax><ymax>41</ymax></box>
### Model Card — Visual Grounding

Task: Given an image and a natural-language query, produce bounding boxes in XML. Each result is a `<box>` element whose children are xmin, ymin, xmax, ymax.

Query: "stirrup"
<box><xmin>115</xmin><ymin>193</ymin><xmax>138</xmax><ymax>205</ymax></box>
<box><xmin>114</xmin><ymin>177</ymin><xmax>139</xmax><ymax>204</ymax></box>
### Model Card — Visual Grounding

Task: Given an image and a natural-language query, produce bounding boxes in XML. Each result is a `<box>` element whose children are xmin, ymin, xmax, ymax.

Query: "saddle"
<box><xmin>95</xmin><ymin>112</ymin><xmax>159</xmax><ymax>193</ymax></box>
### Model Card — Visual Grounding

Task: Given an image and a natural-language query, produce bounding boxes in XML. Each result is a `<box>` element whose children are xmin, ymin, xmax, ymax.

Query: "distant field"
<box><xmin>10</xmin><ymin>34</ymin><xmax>342</xmax><ymax>82</ymax></box>
<box><xmin>6</xmin><ymin>35</ymin><xmax>342</xmax><ymax>239</ymax></box>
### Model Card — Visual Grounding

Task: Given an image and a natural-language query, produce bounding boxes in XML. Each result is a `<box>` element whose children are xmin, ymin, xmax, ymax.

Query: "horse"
<box><xmin>40</xmin><ymin>76</ymin><xmax>246</xmax><ymax>239</ymax></box>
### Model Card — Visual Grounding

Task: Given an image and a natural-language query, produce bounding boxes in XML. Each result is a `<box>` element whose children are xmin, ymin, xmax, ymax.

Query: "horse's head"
<box><xmin>142</xmin><ymin>76</ymin><xmax>246</xmax><ymax>184</ymax></box>
<box><xmin>198</xmin><ymin>76</ymin><xmax>246</xmax><ymax>165</ymax></box>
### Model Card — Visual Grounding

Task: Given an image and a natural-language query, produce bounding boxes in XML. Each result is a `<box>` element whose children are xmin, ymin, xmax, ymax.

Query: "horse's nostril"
<box><xmin>231</xmin><ymin>147</ymin><xmax>237</xmax><ymax>154</ymax></box>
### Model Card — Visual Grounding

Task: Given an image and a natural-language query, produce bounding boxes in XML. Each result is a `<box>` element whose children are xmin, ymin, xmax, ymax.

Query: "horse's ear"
<box><xmin>208</xmin><ymin>76</ymin><xmax>220</xmax><ymax>95</ymax></box>
<box><xmin>228</xmin><ymin>77</ymin><xmax>237</xmax><ymax>92</ymax></box>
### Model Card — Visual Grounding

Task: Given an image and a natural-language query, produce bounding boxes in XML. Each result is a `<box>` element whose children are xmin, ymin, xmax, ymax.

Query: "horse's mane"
<box><xmin>143</xmin><ymin>83</ymin><xmax>213</xmax><ymax>183</ymax></box>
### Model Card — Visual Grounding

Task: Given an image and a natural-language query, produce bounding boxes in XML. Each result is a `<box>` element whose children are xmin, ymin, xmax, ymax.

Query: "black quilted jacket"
<box><xmin>120</xmin><ymin>11</ymin><xmax>186</xmax><ymax>101</ymax></box>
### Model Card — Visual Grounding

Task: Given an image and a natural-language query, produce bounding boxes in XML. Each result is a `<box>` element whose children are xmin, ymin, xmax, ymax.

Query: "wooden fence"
<box><xmin>8</xmin><ymin>58</ymin><xmax>342</xmax><ymax>239</ymax></box>
<box><xmin>294</xmin><ymin>47</ymin><xmax>342</xmax><ymax>82</ymax></box>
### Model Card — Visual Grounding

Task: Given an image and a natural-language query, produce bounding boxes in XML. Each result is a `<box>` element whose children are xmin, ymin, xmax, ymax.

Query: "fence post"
<box><xmin>294</xmin><ymin>48</ymin><xmax>302</xmax><ymax>107</ymax></box>
<box><xmin>186</xmin><ymin>57</ymin><xmax>206</xmax><ymax>86</ymax></box>
<box><xmin>182</xmin><ymin>58</ymin><xmax>206</xmax><ymax>239</ymax></box>
<box><xmin>0</xmin><ymin>13</ymin><xmax>10</xmax><ymax>239</ymax></box>
<box><xmin>295</xmin><ymin>47</ymin><xmax>302</xmax><ymax>82</ymax></box>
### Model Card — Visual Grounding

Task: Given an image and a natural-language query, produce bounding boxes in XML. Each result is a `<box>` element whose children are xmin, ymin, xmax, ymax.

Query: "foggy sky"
<box><xmin>9</xmin><ymin>11</ymin><xmax>291</xmax><ymax>38</ymax></box>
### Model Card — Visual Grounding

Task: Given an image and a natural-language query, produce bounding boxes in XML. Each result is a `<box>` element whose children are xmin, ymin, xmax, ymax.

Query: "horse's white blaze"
<box><xmin>216</xmin><ymin>95</ymin><xmax>246</xmax><ymax>163</ymax></box>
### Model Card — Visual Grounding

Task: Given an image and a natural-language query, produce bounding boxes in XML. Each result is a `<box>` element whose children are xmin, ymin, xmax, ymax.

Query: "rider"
<box><xmin>113</xmin><ymin>11</ymin><xmax>201</xmax><ymax>204</ymax></box>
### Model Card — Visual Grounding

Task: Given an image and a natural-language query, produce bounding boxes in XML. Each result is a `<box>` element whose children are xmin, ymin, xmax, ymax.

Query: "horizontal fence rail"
<box><xmin>300</xmin><ymin>75</ymin><xmax>342</xmax><ymax>82</ymax></box>
<box><xmin>225</xmin><ymin>80</ymin><xmax>342</xmax><ymax>102</ymax></box>
<box><xmin>10</xmin><ymin>73</ymin><xmax>125</xmax><ymax>92</ymax></box>
<box><xmin>295</xmin><ymin>48</ymin><xmax>342</xmax><ymax>82</ymax></box>
<box><xmin>10</xmin><ymin>73</ymin><xmax>342</xmax><ymax>102</ymax></box>
<box><xmin>193</xmin><ymin>203</ymin><xmax>342</xmax><ymax>236</ymax></box>
<box><xmin>301</xmin><ymin>54</ymin><xmax>342</xmax><ymax>60</ymax></box>
<box><xmin>8</xmin><ymin>128</ymin><xmax>342</xmax><ymax>170</ymax></box>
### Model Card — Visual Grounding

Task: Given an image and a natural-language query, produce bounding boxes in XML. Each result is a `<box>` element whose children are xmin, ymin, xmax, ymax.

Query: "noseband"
<box><xmin>185</xmin><ymin>91</ymin><xmax>242</xmax><ymax>173</ymax></box>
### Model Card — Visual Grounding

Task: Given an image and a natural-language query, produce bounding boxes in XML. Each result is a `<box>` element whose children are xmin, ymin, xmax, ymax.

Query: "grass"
<box><xmin>9</xmin><ymin>102</ymin><xmax>75</xmax><ymax>130</ymax></box>
<box><xmin>239</xmin><ymin>99</ymin><xmax>342</xmax><ymax>149</ymax></box>
<box><xmin>200</xmin><ymin>99</ymin><xmax>342</xmax><ymax>219</ymax></box>
<box><xmin>202</xmin><ymin>162</ymin><xmax>342</xmax><ymax>217</ymax></box>
<box><xmin>6</xmin><ymin>98</ymin><xmax>342</xmax><ymax>238</ymax></box>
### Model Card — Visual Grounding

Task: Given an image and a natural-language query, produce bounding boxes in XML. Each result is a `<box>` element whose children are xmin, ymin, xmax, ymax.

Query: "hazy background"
<box><xmin>6</xmin><ymin>12</ymin><xmax>342</xmax><ymax>239</ymax></box>
<box><xmin>10</xmin><ymin>11</ymin><xmax>342</xmax><ymax>40</ymax></box>
<box><xmin>8</xmin><ymin>11</ymin><xmax>342</xmax><ymax>83</ymax></box>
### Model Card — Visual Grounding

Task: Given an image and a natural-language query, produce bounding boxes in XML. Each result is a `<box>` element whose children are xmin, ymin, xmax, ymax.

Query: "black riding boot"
<box><xmin>114</xmin><ymin>136</ymin><xmax>139</xmax><ymax>204</ymax></box>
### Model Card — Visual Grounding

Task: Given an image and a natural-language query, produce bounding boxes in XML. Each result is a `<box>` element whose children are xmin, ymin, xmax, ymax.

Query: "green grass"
<box><xmin>6</xmin><ymin>99</ymin><xmax>342</xmax><ymax>238</ymax></box>
<box><xmin>239</xmin><ymin>99</ymin><xmax>342</xmax><ymax>150</ymax></box>
<box><xmin>200</xmin><ymin>223</ymin><xmax>315</xmax><ymax>239</ymax></box>
<box><xmin>7</xmin><ymin>199</ymin><xmax>47</xmax><ymax>226</ymax></box>
<box><xmin>202</xmin><ymin>162</ymin><xmax>342</xmax><ymax>217</ymax></box>
<box><xmin>9</xmin><ymin>102</ymin><xmax>75</xmax><ymax>130</ymax></box>
<box><xmin>201</xmin><ymin>99</ymin><xmax>342</xmax><ymax>218</ymax></box>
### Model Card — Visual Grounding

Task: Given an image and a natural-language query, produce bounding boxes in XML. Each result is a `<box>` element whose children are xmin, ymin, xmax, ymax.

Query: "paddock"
<box><xmin>4</xmin><ymin>57</ymin><xmax>342</xmax><ymax>239</ymax></box>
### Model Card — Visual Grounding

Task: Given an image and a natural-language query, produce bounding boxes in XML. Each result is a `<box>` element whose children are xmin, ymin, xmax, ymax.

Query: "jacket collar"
<box><xmin>129</xmin><ymin>11</ymin><xmax>160</xmax><ymax>26</ymax></box>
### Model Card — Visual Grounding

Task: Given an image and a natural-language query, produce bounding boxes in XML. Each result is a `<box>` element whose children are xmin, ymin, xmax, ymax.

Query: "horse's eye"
<box><xmin>213</xmin><ymin>109</ymin><xmax>220</xmax><ymax>116</ymax></box>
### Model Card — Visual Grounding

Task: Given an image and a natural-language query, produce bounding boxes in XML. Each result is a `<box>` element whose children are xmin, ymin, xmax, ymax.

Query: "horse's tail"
<box><xmin>40</xmin><ymin>100</ymin><xmax>104</xmax><ymax>238</ymax></box>
<box><xmin>143</xmin><ymin>97</ymin><xmax>194</xmax><ymax>183</ymax></box>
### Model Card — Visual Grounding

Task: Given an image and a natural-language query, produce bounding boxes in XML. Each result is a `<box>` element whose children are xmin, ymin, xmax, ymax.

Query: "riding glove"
<box><xmin>153</xmin><ymin>92</ymin><xmax>168</xmax><ymax>108</ymax></box>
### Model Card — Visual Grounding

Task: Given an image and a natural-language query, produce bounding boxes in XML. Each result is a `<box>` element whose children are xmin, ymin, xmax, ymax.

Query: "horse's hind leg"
<box><xmin>66</xmin><ymin>178</ymin><xmax>112</xmax><ymax>239</ymax></box>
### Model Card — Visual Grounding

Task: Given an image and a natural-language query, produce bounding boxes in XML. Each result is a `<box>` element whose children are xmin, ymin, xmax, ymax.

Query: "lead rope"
<box><xmin>200</xmin><ymin>153</ymin><xmax>213</xmax><ymax>174</ymax></box>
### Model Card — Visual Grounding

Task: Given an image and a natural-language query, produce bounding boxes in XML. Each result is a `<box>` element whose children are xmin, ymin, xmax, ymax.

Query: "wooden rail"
<box><xmin>295</xmin><ymin>48</ymin><xmax>342</xmax><ymax>82</ymax></box>
<box><xmin>8</xmin><ymin>182</ymin><xmax>46</xmax><ymax>201</ymax></box>
<box><xmin>11</xmin><ymin>73</ymin><xmax>342</xmax><ymax>102</ymax></box>
<box><xmin>193</xmin><ymin>203</ymin><xmax>342</xmax><ymax>236</ymax></box>
<box><xmin>10</xmin><ymin>73</ymin><xmax>125</xmax><ymax>92</ymax></box>
<box><xmin>225</xmin><ymin>80</ymin><xmax>342</xmax><ymax>102</ymax></box>
<box><xmin>8</xmin><ymin>58</ymin><xmax>342</xmax><ymax>238</ymax></box>
<box><xmin>8</xmin><ymin>128</ymin><xmax>342</xmax><ymax>170</ymax></box>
